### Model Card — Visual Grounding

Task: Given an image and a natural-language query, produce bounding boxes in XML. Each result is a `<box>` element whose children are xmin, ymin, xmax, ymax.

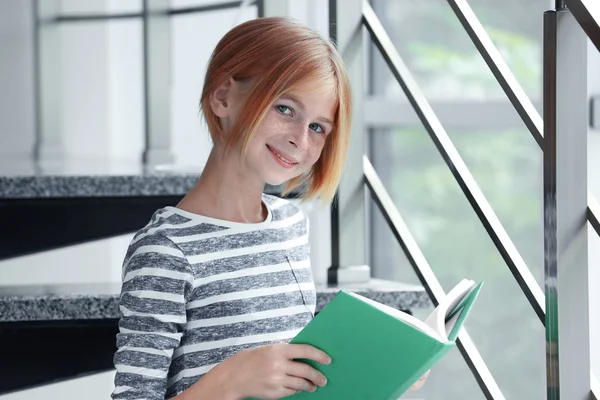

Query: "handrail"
<box><xmin>363</xmin><ymin>155</ymin><xmax>505</xmax><ymax>400</ymax></box>
<box><xmin>362</xmin><ymin>0</ymin><xmax>546</xmax><ymax>323</ymax></box>
<box><xmin>563</xmin><ymin>0</ymin><xmax>600</xmax><ymax>52</ymax></box>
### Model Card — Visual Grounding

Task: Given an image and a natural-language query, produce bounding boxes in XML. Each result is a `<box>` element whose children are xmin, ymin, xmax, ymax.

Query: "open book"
<box><xmin>354</xmin><ymin>278</ymin><xmax>482</xmax><ymax>343</ymax></box>
<box><xmin>248</xmin><ymin>279</ymin><xmax>482</xmax><ymax>400</ymax></box>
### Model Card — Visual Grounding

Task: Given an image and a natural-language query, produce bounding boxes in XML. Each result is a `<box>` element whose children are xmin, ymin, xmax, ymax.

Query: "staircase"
<box><xmin>0</xmin><ymin>160</ymin><xmax>430</xmax><ymax>396</ymax></box>
<box><xmin>2</xmin><ymin>0</ymin><xmax>600</xmax><ymax>399</ymax></box>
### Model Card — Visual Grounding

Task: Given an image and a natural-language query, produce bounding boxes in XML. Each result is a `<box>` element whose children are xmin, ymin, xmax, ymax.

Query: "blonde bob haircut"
<box><xmin>200</xmin><ymin>17</ymin><xmax>352</xmax><ymax>204</ymax></box>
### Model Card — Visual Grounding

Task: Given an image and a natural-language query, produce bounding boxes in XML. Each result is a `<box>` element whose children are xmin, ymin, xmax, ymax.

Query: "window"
<box><xmin>368</xmin><ymin>1</ymin><xmax>549</xmax><ymax>398</ymax></box>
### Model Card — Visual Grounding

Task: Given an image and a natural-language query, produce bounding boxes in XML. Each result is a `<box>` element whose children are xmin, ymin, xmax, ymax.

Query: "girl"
<box><xmin>112</xmin><ymin>16</ymin><xmax>350</xmax><ymax>400</ymax></box>
<box><xmin>111</xmin><ymin>16</ymin><xmax>427</xmax><ymax>400</ymax></box>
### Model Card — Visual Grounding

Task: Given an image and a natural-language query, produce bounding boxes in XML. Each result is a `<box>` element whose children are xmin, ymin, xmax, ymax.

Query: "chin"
<box><xmin>263</xmin><ymin>175</ymin><xmax>293</xmax><ymax>187</ymax></box>
<box><xmin>262</xmin><ymin>170</ymin><xmax>303</xmax><ymax>187</ymax></box>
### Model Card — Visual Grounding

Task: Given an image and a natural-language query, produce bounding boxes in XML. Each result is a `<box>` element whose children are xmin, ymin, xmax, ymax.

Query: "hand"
<box><xmin>220</xmin><ymin>343</ymin><xmax>331</xmax><ymax>400</ymax></box>
<box><xmin>409</xmin><ymin>369</ymin><xmax>430</xmax><ymax>391</ymax></box>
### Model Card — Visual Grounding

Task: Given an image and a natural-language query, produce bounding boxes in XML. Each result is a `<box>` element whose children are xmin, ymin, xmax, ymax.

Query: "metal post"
<box><xmin>327</xmin><ymin>0</ymin><xmax>370</xmax><ymax>284</ymax></box>
<box><xmin>142</xmin><ymin>0</ymin><xmax>173</xmax><ymax>166</ymax></box>
<box><xmin>543</xmin><ymin>6</ymin><xmax>591</xmax><ymax>399</ymax></box>
<box><xmin>34</xmin><ymin>0</ymin><xmax>63</xmax><ymax>163</ymax></box>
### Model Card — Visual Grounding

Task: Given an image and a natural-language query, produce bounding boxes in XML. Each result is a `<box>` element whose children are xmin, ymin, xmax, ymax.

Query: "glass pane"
<box><xmin>372</xmin><ymin>0</ymin><xmax>547</xmax><ymax>108</ymax></box>
<box><xmin>369</xmin><ymin>123</ymin><xmax>545</xmax><ymax>398</ymax></box>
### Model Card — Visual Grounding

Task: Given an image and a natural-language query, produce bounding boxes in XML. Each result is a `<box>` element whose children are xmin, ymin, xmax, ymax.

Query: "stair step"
<box><xmin>0</xmin><ymin>161</ymin><xmax>285</xmax><ymax>198</ymax></box>
<box><xmin>0</xmin><ymin>162</ymin><xmax>296</xmax><ymax>260</ymax></box>
<box><xmin>0</xmin><ymin>280</ymin><xmax>430</xmax><ymax>394</ymax></box>
<box><xmin>0</xmin><ymin>279</ymin><xmax>430</xmax><ymax>323</ymax></box>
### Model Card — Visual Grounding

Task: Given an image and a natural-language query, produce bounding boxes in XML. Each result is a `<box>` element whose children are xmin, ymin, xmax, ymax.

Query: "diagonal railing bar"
<box><xmin>445</xmin><ymin>0</ymin><xmax>544</xmax><ymax>148</ymax></box>
<box><xmin>589</xmin><ymin>192</ymin><xmax>600</xmax><ymax>236</ymax></box>
<box><xmin>448</xmin><ymin>2</ymin><xmax>599</xmax><ymax>396</ymax></box>
<box><xmin>362</xmin><ymin>0</ymin><xmax>546</xmax><ymax>323</ymax></box>
<box><xmin>564</xmin><ymin>0</ymin><xmax>600</xmax><ymax>53</ymax></box>
<box><xmin>445</xmin><ymin>0</ymin><xmax>600</xmax><ymax>240</ymax></box>
<box><xmin>363</xmin><ymin>155</ymin><xmax>505</xmax><ymax>400</ymax></box>
<box><xmin>445</xmin><ymin>0</ymin><xmax>600</xmax><ymax>243</ymax></box>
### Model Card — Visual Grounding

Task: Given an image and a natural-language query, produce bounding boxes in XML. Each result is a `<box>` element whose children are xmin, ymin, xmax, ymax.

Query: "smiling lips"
<box><xmin>266</xmin><ymin>145</ymin><xmax>298</xmax><ymax>169</ymax></box>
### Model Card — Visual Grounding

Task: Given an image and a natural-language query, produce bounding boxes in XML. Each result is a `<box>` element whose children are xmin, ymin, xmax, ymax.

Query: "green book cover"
<box><xmin>247</xmin><ymin>279</ymin><xmax>482</xmax><ymax>400</ymax></box>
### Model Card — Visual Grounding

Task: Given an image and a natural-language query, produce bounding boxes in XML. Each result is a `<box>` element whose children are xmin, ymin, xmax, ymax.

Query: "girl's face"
<box><xmin>243</xmin><ymin>88</ymin><xmax>337</xmax><ymax>186</ymax></box>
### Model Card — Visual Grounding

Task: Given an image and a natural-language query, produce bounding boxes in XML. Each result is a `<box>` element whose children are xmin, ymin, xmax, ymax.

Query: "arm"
<box><xmin>111</xmin><ymin>234</ymin><xmax>193</xmax><ymax>400</ymax></box>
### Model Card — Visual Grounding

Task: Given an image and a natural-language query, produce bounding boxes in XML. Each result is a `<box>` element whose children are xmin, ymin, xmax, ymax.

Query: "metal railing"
<box><xmin>355</xmin><ymin>0</ymin><xmax>600</xmax><ymax>398</ymax></box>
<box><xmin>363</xmin><ymin>0</ymin><xmax>546</xmax><ymax>323</ymax></box>
<box><xmin>446</xmin><ymin>0</ymin><xmax>600</xmax><ymax>239</ymax></box>
<box><xmin>364</xmin><ymin>155</ymin><xmax>505</xmax><ymax>399</ymax></box>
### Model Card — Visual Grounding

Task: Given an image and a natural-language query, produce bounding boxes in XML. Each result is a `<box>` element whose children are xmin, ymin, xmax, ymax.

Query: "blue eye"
<box><xmin>309</xmin><ymin>123</ymin><xmax>325</xmax><ymax>134</ymax></box>
<box><xmin>276</xmin><ymin>105</ymin><xmax>292</xmax><ymax>115</ymax></box>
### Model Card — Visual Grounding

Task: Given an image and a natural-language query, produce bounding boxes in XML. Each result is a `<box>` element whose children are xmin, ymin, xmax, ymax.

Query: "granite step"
<box><xmin>0</xmin><ymin>279</ymin><xmax>431</xmax><ymax>395</ymax></box>
<box><xmin>0</xmin><ymin>279</ymin><xmax>430</xmax><ymax>323</ymax></box>
<box><xmin>0</xmin><ymin>160</ymin><xmax>292</xmax><ymax>260</ymax></box>
<box><xmin>0</xmin><ymin>160</ymin><xmax>285</xmax><ymax>199</ymax></box>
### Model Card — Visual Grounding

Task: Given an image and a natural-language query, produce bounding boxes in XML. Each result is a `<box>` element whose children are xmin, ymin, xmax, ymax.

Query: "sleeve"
<box><xmin>111</xmin><ymin>234</ymin><xmax>193</xmax><ymax>400</ymax></box>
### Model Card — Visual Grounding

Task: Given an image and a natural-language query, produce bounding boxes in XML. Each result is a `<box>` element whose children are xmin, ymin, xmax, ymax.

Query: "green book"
<box><xmin>249</xmin><ymin>279</ymin><xmax>482</xmax><ymax>400</ymax></box>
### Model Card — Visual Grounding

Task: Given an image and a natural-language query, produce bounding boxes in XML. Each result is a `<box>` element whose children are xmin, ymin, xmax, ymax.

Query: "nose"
<box><xmin>287</xmin><ymin>125</ymin><xmax>309</xmax><ymax>150</ymax></box>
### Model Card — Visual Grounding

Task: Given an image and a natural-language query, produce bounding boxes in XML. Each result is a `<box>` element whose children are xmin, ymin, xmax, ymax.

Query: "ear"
<box><xmin>209</xmin><ymin>77</ymin><xmax>234</xmax><ymax>118</ymax></box>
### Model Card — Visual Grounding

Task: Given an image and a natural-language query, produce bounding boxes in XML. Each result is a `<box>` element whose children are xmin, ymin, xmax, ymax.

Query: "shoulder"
<box><xmin>122</xmin><ymin>207</ymin><xmax>192</xmax><ymax>268</ymax></box>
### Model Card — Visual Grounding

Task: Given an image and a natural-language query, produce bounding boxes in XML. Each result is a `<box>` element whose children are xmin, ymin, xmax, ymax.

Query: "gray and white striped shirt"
<box><xmin>112</xmin><ymin>194</ymin><xmax>316</xmax><ymax>399</ymax></box>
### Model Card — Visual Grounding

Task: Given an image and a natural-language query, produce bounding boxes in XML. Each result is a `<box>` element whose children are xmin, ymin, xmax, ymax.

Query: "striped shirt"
<box><xmin>111</xmin><ymin>194</ymin><xmax>316</xmax><ymax>399</ymax></box>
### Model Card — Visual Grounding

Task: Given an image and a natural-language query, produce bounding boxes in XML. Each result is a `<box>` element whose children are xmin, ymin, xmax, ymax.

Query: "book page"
<box><xmin>444</xmin><ymin>309</ymin><xmax>461</xmax><ymax>338</ymax></box>
<box><xmin>346</xmin><ymin>292</ymin><xmax>442</xmax><ymax>341</ymax></box>
<box><xmin>423</xmin><ymin>279</ymin><xmax>475</xmax><ymax>342</ymax></box>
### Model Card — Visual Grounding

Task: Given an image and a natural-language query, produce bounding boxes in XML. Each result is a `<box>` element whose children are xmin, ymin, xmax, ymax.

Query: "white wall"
<box><xmin>0</xmin><ymin>0</ymin><xmax>35</xmax><ymax>160</ymax></box>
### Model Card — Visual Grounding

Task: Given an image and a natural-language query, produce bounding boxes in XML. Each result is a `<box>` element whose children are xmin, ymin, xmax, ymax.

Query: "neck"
<box><xmin>176</xmin><ymin>145</ymin><xmax>267</xmax><ymax>224</ymax></box>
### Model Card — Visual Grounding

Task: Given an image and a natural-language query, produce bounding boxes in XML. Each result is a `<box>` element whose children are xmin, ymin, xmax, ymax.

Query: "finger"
<box><xmin>286</xmin><ymin>360</ymin><xmax>328</xmax><ymax>387</ymax></box>
<box><xmin>277</xmin><ymin>387</ymin><xmax>303</xmax><ymax>398</ymax></box>
<box><xmin>285</xmin><ymin>344</ymin><xmax>332</xmax><ymax>365</ymax></box>
<box><xmin>409</xmin><ymin>370</ymin><xmax>430</xmax><ymax>391</ymax></box>
<box><xmin>283</xmin><ymin>376</ymin><xmax>317</xmax><ymax>393</ymax></box>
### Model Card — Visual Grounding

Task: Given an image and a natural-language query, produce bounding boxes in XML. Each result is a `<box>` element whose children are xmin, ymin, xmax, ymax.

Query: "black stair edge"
<box><xmin>0</xmin><ymin>188</ymin><xmax>303</xmax><ymax>261</ymax></box>
<box><xmin>0</xmin><ymin>195</ymin><xmax>183</xmax><ymax>260</ymax></box>
<box><xmin>0</xmin><ymin>307</ymin><xmax>415</xmax><ymax>394</ymax></box>
<box><xmin>0</xmin><ymin>318</ymin><xmax>119</xmax><ymax>395</ymax></box>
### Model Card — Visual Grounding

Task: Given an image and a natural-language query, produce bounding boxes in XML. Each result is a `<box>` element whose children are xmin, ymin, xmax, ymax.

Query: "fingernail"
<box><xmin>326</xmin><ymin>357</ymin><xmax>332</xmax><ymax>364</ymax></box>
<box><xmin>322</xmin><ymin>378</ymin><xmax>328</xmax><ymax>386</ymax></box>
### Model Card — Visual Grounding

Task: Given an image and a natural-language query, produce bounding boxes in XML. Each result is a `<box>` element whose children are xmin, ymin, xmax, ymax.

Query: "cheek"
<box><xmin>304</xmin><ymin>139</ymin><xmax>326</xmax><ymax>167</ymax></box>
<box><xmin>254</xmin><ymin>112</ymin><xmax>287</xmax><ymax>141</ymax></box>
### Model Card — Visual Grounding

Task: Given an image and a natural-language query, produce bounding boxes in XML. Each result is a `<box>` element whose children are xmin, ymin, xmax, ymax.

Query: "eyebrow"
<box><xmin>280</xmin><ymin>94</ymin><xmax>334</xmax><ymax>125</ymax></box>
